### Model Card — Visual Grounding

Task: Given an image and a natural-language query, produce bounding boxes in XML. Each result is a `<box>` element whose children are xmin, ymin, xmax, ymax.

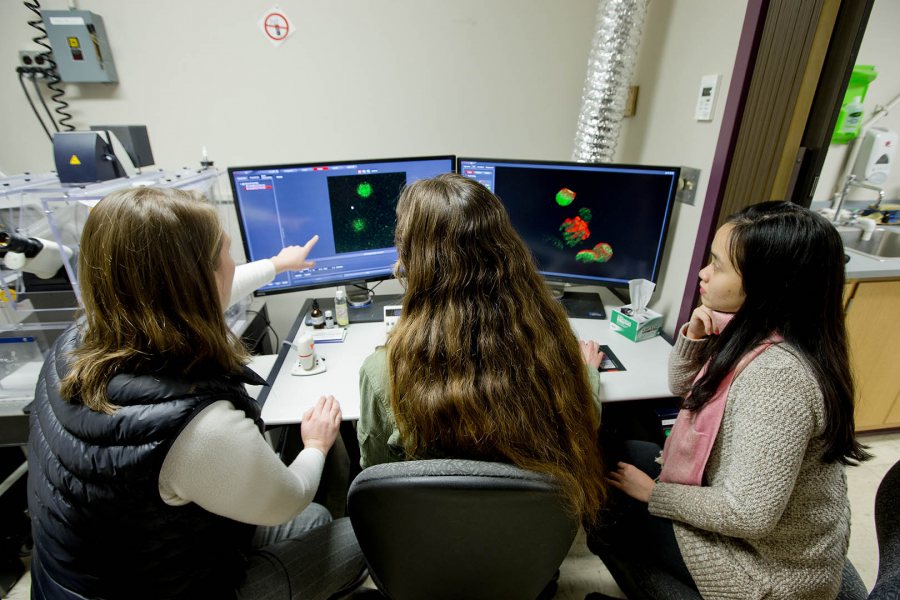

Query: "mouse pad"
<box><xmin>559</xmin><ymin>292</ymin><xmax>606</xmax><ymax>319</ymax></box>
<box><xmin>598</xmin><ymin>345</ymin><xmax>625</xmax><ymax>372</ymax></box>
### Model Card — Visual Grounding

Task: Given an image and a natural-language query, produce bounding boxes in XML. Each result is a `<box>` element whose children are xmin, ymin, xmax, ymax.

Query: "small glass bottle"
<box><xmin>324</xmin><ymin>310</ymin><xmax>335</xmax><ymax>329</ymax></box>
<box><xmin>310</xmin><ymin>299</ymin><xmax>325</xmax><ymax>329</ymax></box>
<box><xmin>334</xmin><ymin>287</ymin><xmax>350</xmax><ymax>327</ymax></box>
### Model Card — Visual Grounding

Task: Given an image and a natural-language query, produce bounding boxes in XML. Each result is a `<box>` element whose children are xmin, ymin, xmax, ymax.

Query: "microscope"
<box><xmin>0</xmin><ymin>231</ymin><xmax>73</xmax><ymax>279</ymax></box>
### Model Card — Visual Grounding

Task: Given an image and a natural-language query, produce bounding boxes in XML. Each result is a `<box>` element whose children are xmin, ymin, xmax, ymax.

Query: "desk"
<box><xmin>259</xmin><ymin>291</ymin><xmax>675</xmax><ymax>426</ymax></box>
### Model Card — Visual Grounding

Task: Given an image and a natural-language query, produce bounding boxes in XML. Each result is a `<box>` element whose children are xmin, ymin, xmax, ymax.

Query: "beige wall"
<box><xmin>813</xmin><ymin>0</ymin><xmax>900</xmax><ymax>205</ymax></box>
<box><xmin>0</xmin><ymin>0</ymin><xmax>747</xmax><ymax>337</ymax></box>
<box><xmin>616</xmin><ymin>0</ymin><xmax>746</xmax><ymax>334</ymax></box>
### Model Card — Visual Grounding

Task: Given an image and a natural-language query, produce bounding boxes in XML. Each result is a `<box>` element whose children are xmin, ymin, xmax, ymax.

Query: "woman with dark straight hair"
<box><xmin>593</xmin><ymin>201</ymin><xmax>868</xmax><ymax>599</ymax></box>
<box><xmin>357</xmin><ymin>173</ymin><xmax>608</xmax><ymax>523</ymax></box>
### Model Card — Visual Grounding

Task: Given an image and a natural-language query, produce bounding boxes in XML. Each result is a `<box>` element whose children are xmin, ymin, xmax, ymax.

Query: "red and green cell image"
<box><xmin>560</xmin><ymin>215</ymin><xmax>590</xmax><ymax>246</ymax></box>
<box><xmin>356</xmin><ymin>182</ymin><xmax>373</xmax><ymax>198</ymax></box>
<box><xmin>576</xmin><ymin>242</ymin><xmax>614</xmax><ymax>263</ymax></box>
<box><xmin>556</xmin><ymin>188</ymin><xmax>576</xmax><ymax>206</ymax></box>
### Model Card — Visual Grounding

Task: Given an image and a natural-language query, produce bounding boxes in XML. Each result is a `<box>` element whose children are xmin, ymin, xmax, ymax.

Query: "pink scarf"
<box><xmin>659</xmin><ymin>331</ymin><xmax>783</xmax><ymax>486</ymax></box>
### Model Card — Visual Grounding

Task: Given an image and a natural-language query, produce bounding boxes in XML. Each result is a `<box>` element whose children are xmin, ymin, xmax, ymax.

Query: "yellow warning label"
<box><xmin>68</xmin><ymin>36</ymin><xmax>80</xmax><ymax>48</ymax></box>
<box><xmin>69</xmin><ymin>155</ymin><xmax>81</xmax><ymax>166</ymax></box>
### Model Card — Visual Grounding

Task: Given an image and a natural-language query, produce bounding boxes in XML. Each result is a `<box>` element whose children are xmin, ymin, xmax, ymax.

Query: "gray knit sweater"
<box><xmin>649</xmin><ymin>330</ymin><xmax>850</xmax><ymax>599</ymax></box>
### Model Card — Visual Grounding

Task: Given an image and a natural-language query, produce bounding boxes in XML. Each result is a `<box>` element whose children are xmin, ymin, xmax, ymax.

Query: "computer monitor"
<box><xmin>458</xmin><ymin>157</ymin><xmax>679</xmax><ymax>294</ymax></box>
<box><xmin>228</xmin><ymin>155</ymin><xmax>455</xmax><ymax>299</ymax></box>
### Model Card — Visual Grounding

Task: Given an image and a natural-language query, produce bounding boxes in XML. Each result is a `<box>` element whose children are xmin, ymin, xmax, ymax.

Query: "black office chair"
<box><xmin>347</xmin><ymin>459</ymin><xmax>578</xmax><ymax>600</ymax></box>
<box><xmin>869</xmin><ymin>457</ymin><xmax>900</xmax><ymax>599</ymax></box>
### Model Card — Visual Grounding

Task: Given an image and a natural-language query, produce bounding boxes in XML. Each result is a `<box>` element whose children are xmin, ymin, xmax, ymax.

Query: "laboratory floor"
<box><xmin>7</xmin><ymin>431</ymin><xmax>898</xmax><ymax>598</ymax></box>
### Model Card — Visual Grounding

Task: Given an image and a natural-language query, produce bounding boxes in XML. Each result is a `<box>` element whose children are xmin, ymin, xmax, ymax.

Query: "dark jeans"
<box><xmin>587</xmin><ymin>440</ymin><xmax>698</xmax><ymax>599</ymax></box>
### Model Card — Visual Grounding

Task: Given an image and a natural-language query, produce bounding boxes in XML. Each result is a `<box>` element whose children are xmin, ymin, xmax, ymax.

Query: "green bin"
<box><xmin>831</xmin><ymin>65</ymin><xmax>878</xmax><ymax>144</ymax></box>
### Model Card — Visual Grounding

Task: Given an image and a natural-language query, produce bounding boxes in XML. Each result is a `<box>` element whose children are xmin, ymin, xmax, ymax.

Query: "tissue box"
<box><xmin>610</xmin><ymin>305</ymin><xmax>663</xmax><ymax>342</ymax></box>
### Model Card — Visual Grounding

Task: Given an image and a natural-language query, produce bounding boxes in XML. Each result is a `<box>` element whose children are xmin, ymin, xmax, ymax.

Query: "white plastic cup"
<box><xmin>297</xmin><ymin>332</ymin><xmax>315</xmax><ymax>370</ymax></box>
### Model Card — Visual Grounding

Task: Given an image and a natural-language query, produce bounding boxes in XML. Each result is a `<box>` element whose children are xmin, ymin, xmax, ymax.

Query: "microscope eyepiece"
<box><xmin>0</xmin><ymin>231</ymin><xmax>44</xmax><ymax>257</ymax></box>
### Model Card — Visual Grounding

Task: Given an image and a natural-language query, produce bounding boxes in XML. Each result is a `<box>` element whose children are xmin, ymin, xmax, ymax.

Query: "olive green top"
<box><xmin>356</xmin><ymin>348</ymin><xmax>603</xmax><ymax>468</ymax></box>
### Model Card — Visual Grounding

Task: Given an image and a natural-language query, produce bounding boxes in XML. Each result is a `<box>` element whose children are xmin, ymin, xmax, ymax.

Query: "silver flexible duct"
<box><xmin>572</xmin><ymin>0</ymin><xmax>649</xmax><ymax>163</ymax></box>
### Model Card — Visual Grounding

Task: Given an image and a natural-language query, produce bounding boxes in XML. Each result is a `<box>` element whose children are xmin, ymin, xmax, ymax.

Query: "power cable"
<box><xmin>31</xmin><ymin>73</ymin><xmax>59</xmax><ymax>132</ymax></box>
<box><xmin>17</xmin><ymin>71</ymin><xmax>53</xmax><ymax>141</ymax></box>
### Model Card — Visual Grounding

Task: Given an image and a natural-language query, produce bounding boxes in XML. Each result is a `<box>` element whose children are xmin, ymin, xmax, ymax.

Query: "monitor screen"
<box><xmin>228</xmin><ymin>155</ymin><xmax>455</xmax><ymax>296</ymax></box>
<box><xmin>458</xmin><ymin>158</ymin><xmax>680</xmax><ymax>289</ymax></box>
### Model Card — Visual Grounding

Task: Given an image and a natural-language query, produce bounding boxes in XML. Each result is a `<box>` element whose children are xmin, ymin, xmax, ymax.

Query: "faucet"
<box><xmin>856</xmin><ymin>181</ymin><xmax>886</xmax><ymax>208</ymax></box>
<box><xmin>831</xmin><ymin>174</ymin><xmax>886</xmax><ymax>224</ymax></box>
<box><xmin>830</xmin><ymin>175</ymin><xmax>857</xmax><ymax>224</ymax></box>
<box><xmin>830</xmin><ymin>174</ymin><xmax>884</xmax><ymax>242</ymax></box>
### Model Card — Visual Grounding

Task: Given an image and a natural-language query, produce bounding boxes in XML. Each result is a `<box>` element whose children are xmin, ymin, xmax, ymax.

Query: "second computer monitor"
<box><xmin>459</xmin><ymin>158</ymin><xmax>680</xmax><ymax>290</ymax></box>
<box><xmin>228</xmin><ymin>155</ymin><xmax>455</xmax><ymax>296</ymax></box>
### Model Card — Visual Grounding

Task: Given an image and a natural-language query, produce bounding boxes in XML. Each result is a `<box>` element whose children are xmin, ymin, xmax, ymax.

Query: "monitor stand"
<box><xmin>547</xmin><ymin>284</ymin><xmax>607</xmax><ymax>320</ymax></box>
<box><xmin>346</xmin><ymin>281</ymin><xmax>375</xmax><ymax>308</ymax></box>
<box><xmin>547</xmin><ymin>284</ymin><xmax>566</xmax><ymax>301</ymax></box>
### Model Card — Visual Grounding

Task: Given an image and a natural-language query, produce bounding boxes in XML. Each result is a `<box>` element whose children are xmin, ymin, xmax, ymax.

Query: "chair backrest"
<box><xmin>347</xmin><ymin>459</ymin><xmax>578</xmax><ymax>600</ymax></box>
<box><xmin>870</xmin><ymin>458</ymin><xmax>900</xmax><ymax>599</ymax></box>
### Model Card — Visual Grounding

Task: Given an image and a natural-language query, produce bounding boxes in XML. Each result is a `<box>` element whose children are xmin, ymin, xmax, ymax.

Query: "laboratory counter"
<box><xmin>258</xmin><ymin>290</ymin><xmax>676</xmax><ymax>426</ymax></box>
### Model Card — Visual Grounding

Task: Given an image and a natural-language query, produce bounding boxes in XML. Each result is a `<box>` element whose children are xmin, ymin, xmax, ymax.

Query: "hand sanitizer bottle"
<box><xmin>842</xmin><ymin>96</ymin><xmax>864</xmax><ymax>133</ymax></box>
<box><xmin>334</xmin><ymin>287</ymin><xmax>349</xmax><ymax>327</ymax></box>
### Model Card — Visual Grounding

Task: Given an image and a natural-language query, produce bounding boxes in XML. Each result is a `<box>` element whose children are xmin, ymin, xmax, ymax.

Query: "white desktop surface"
<box><xmin>259</xmin><ymin>301</ymin><xmax>674</xmax><ymax>426</ymax></box>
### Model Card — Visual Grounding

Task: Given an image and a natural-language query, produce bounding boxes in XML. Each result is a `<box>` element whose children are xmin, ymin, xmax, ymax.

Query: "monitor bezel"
<box><xmin>457</xmin><ymin>157</ymin><xmax>680</xmax><ymax>290</ymax></box>
<box><xmin>227</xmin><ymin>154</ymin><xmax>456</xmax><ymax>297</ymax></box>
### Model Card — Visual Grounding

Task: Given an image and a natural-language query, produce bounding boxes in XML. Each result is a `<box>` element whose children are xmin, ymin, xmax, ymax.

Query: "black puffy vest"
<box><xmin>27</xmin><ymin>325</ymin><xmax>268</xmax><ymax>599</ymax></box>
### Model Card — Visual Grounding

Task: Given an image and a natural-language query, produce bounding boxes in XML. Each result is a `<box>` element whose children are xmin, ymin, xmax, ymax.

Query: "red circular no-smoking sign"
<box><xmin>264</xmin><ymin>12</ymin><xmax>289</xmax><ymax>41</ymax></box>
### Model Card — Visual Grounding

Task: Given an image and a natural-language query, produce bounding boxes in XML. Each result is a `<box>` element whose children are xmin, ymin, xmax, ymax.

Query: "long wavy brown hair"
<box><xmin>60</xmin><ymin>187</ymin><xmax>247</xmax><ymax>414</ymax></box>
<box><xmin>387</xmin><ymin>173</ymin><xmax>606</xmax><ymax>520</ymax></box>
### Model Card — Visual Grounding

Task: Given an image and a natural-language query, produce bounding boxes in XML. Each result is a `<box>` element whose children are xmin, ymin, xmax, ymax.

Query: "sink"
<box><xmin>837</xmin><ymin>226</ymin><xmax>900</xmax><ymax>259</ymax></box>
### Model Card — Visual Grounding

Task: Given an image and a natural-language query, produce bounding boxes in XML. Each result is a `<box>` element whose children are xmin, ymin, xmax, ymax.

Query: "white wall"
<box><xmin>1</xmin><ymin>0</ymin><xmax>599</xmax><ymax>172</ymax></box>
<box><xmin>615</xmin><ymin>0</ymin><xmax>746</xmax><ymax>334</ymax></box>
<box><xmin>813</xmin><ymin>0</ymin><xmax>900</xmax><ymax>204</ymax></box>
<box><xmin>0</xmin><ymin>0</ymin><xmax>748</xmax><ymax>338</ymax></box>
<box><xmin>1</xmin><ymin>0</ymin><xmax>600</xmax><ymax>334</ymax></box>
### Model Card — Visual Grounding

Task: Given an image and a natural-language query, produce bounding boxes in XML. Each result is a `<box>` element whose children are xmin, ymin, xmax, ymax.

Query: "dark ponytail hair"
<box><xmin>685</xmin><ymin>201</ymin><xmax>869</xmax><ymax>465</ymax></box>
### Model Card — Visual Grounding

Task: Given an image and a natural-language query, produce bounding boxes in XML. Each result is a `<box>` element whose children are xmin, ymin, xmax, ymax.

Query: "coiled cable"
<box><xmin>24</xmin><ymin>0</ymin><xmax>74</xmax><ymax>132</ymax></box>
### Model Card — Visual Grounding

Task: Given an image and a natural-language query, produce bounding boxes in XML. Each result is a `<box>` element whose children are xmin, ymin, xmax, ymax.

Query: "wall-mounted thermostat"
<box><xmin>695</xmin><ymin>74</ymin><xmax>720</xmax><ymax>122</ymax></box>
<box><xmin>383</xmin><ymin>305</ymin><xmax>403</xmax><ymax>335</ymax></box>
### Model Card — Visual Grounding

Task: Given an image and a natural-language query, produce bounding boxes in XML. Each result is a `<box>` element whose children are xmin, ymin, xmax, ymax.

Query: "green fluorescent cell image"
<box><xmin>555</xmin><ymin>188</ymin><xmax>576</xmax><ymax>207</ymax></box>
<box><xmin>328</xmin><ymin>172</ymin><xmax>405</xmax><ymax>253</ymax></box>
<box><xmin>545</xmin><ymin>235</ymin><xmax>564</xmax><ymax>250</ymax></box>
<box><xmin>578</xmin><ymin>207</ymin><xmax>593</xmax><ymax>223</ymax></box>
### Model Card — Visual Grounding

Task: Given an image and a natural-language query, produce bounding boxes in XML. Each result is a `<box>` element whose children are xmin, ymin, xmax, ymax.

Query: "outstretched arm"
<box><xmin>269</xmin><ymin>235</ymin><xmax>319</xmax><ymax>274</ymax></box>
<box><xmin>228</xmin><ymin>235</ymin><xmax>319</xmax><ymax>306</ymax></box>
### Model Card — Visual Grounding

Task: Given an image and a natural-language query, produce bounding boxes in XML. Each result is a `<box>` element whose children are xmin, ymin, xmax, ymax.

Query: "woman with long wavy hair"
<box><xmin>357</xmin><ymin>173</ymin><xmax>607</xmax><ymax>522</ymax></box>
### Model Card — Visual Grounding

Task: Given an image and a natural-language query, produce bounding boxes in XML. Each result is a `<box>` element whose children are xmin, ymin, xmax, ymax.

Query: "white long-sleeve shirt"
<box><xmin>158</xmin><ymin>260</ymin><xmax>323</xmax><ymax>526</ymax></box>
